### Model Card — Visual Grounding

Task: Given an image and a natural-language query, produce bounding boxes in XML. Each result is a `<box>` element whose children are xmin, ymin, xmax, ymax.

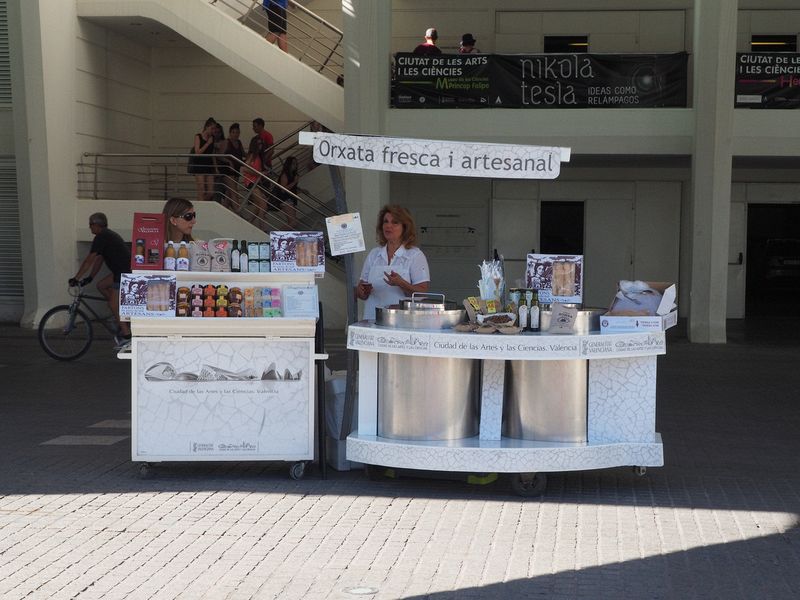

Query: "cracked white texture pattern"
<box><xmin>348</xmin><ymin>323</ymin><xmax>665</xmax><ymax>360</ymax></box>
<box><xmin>347</xmin><ymin>434</ymin><xmax>663</xmax><ymax>472</ymax></box>
<box><xmin>479</xmin><ymin>360</ymin><xmax>504</xmax><ymax>440</ymax></box>
<box><xmin>588</xmin><ymin>355</ymin><xmax>657</xmax><ymax>443</ymax></box>
<box><xmin>133</xmin><ymin>338</ymin><xmax>313</xmax><ymax>461</ymax></box>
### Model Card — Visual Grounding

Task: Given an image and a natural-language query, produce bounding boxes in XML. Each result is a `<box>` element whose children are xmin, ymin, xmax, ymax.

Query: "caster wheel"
<box><xmin>511</xmin><ymin>472</ymin><xmax>547</xmax><ymax>497</ymax></box>
<box><xmin>138</xmin><ymin>463</ymin><xmax>153</xmax><ymax>479</ymax></box>
<box><xmin>289</xmin><ymin>461</ymin><xmax>306</xmax><ymax>480</ymax></box>
<box><xmin>633</xmin><ymin>466</ymin><xmax>647</xmax><ymax>477</ymax></box>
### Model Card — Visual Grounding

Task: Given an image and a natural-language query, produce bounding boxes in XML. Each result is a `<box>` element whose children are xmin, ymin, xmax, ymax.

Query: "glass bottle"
<box><xmin>176</xmin><ymin>241</ymin><xmax>190</xmax><ymax>271</ymax></box>
<box><xmin>164</xmin><ymin>241</ymin><xmax>176</xmax><ymax>271</ymax></box>
<box><xmin>230</xmin><ymin>240</ymin><xmax>240</xmax><ymax>273</ymax></box>
<box><xmin>530</xmin><ymin>290</ymin><xmax>541</xmax><ymax>332</ymax></box>
<box><xmin>135</xmin><ymin>239</ymin><xmax>145</xmax><ymax>265</ymax></box>
<box><xmin>239</xmin><ymin>239</ymin><xmax>249</xmax><ymax>273</ymax></box>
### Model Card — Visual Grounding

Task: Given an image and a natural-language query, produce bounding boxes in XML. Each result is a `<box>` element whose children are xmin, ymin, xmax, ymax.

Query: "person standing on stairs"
<box><xmin>252</xmin><ymin>117</ymin><xmax>275</xmax><ymax>176</ymax></box>
<box><xmin>263</xmin><ymin>0</ymin><xmax>288</xmax><ymax>52</ymax></box>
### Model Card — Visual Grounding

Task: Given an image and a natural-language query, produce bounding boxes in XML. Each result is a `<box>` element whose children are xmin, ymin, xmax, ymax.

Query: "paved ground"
<box><xmin>1</xmin><ymin>321</ymin><xmax>799</xmax><ymax>599</ymax></box>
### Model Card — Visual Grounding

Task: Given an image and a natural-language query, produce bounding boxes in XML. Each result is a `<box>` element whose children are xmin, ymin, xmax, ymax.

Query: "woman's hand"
<box><xmin>356</xmin><ymin>280</ymin><xmax>373</xmax><ymax>300</ymax></box>
<box><xmin>384</xmin><ymin>270</ymin><xmax>408</xmax><ymax>291</ymax></box>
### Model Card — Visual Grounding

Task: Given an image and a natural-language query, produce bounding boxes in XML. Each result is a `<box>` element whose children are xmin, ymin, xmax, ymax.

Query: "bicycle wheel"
<box><xmin>38</xmin><ymin>305</ymin><xmax>94</xmax><ymax>361</ymax></box>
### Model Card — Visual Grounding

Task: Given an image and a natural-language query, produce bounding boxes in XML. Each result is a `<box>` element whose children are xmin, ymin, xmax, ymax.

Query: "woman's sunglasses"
<box><xmin>179</xmin><ymin>212</ymin><xmax>196</xmax><ymax>221</ymax></box>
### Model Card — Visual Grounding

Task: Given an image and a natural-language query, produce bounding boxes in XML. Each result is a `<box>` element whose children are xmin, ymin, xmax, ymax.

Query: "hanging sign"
<box><xmin>735</xmin><ymin>53</ymin><xmax>800</xmax><ymax>108</ymax></box>
<box><xmin>299</xmin><ymin>132</ymin><xmax>570</xmax><ymax>179</ymax></box>
<box><xmin>392</xmin><ymin>52</ymin><xmax>688</xmax><ymax>108</ymax></box>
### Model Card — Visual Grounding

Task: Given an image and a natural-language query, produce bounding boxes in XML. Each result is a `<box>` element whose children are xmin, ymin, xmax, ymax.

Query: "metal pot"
<box><xmin>376</xmin><ymin>293</ymin><xmax>465</xmax><ymax>330</ymax></box>
<box><xmin>398</xmin><ymin>293</ymin><xmax>460</xmax><ymax>311</ymax></box>
<box><xmin>540</xmin><ymin>307</ymin><xmax>606</xmax><ymax>334</ymax></box>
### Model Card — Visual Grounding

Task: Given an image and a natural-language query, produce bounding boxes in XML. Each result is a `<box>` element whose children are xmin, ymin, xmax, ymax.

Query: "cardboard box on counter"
<box><xmin>600</xmin><ymin>281</ymin><xmax>677</xmax><ymax>333</ymax></box>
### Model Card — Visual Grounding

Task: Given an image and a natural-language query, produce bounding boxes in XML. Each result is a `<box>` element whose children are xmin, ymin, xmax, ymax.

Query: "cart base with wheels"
<box><xmin>135</xmin><ymin>459</ymin><xmax>311</xmax><ymax>481</ymax></box>
<box><xmin>346</xmin><ymin>324</ymin><xmax>667</xmax><ymax>497</ymax></box>
<box><xmin>348</xmin><ymin>433</ymin><xmax>663</xmax><ymax>496</ymax></box>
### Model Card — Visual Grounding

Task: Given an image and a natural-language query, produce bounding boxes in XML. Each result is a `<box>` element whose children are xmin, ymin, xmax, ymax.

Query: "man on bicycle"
<box><xmin>69</xmin><ymin>212</ymin><xmax>132</xmax><ymax>344</ymax></box>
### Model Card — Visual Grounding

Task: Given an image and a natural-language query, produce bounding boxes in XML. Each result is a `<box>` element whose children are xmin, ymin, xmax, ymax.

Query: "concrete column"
<box><xmin>342</xmin><ymin>0</ymin><xmax>391</xmax><ymax>298</ymax></box>
<box><xmin>688</xmin><ymin>0</ymin><xmax>737</xmax><ymax>343</ymax></box>
<box><xmin>9</xmin><ymin>0</ymin><xmax>78</xmax><ymax>327</ymax></box>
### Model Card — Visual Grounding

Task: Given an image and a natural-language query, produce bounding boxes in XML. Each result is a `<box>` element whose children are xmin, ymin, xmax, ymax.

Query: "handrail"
<box><xmin>209</xmin><ymin>0</ymin><xmax>344</xmax><ymax>83</ymax></box>
<box><xmin>77</xmin><ymin>152</ymin><xmax>342</xmax><ymax>268</ymax></box>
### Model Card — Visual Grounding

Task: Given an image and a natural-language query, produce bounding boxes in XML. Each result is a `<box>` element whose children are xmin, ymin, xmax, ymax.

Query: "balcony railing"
<box><xmin>210</xmin><ymin>0</ymin><xmax>344</xmax><ymax>84</ymax></box>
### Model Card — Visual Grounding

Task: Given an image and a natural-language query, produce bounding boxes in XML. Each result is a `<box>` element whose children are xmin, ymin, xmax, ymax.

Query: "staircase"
<box><xmin>76</xmin><ymin>0</ymin><xmax>345</xmax><ymax>131</ymax></box>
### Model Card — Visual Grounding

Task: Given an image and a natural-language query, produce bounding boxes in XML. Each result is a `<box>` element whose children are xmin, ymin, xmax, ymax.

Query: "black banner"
<box><xmin>735</xmin><ymin>53</ymin><xmax>800</xmax><ymax>108</ymax></box>
<box><xmin>392</xmin><ymin>53</ymin><xmax>688</xmax><ymax>108</ymax></box>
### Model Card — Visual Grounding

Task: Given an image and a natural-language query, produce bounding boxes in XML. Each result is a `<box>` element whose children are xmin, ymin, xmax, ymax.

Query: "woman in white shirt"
<box><xmin>356</xmin><ymin>205</ymin><xmax>431</xmax><ymax>320</ymax></box>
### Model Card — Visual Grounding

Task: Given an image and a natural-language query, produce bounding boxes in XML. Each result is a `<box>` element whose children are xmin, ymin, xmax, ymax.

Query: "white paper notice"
<box><xmin>325</xmin><ymin>213</ymin><xmax>365</xmax><ymax>256</ymax></box>
<box><xmin>283</xmin><ymin>285</ymin><xmax>320</xmax><ymax>318</ymax></box>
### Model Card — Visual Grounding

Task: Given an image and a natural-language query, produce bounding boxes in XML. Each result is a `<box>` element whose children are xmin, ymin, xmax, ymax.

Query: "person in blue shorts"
<box><xmin>264</xmin><ymin>0</ymin><xmax>288</xmax><ymax>52</ymax></box>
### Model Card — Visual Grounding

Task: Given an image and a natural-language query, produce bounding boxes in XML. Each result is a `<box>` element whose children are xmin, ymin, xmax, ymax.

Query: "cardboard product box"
<box><xmin>131</xmin><ymin>213</ymin><xmax>166</xmax><ymax>270</ymax></box>
<box><xmin>600</xmin><ymin>281</ymin><xmax>677</xmax><ymax>333</ymax></box>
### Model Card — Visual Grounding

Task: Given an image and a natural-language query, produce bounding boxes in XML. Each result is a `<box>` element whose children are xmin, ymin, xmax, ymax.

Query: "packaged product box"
<box><xmin>600</xmin><ymin>281</ymin><xmax>677</xmax><ymax>333</ymax></box>
<box><xmin>209</xmin><ymin>238</ymin><xmax>232</xmax><ymax>272</ymax></box>
<box><xmin>189</xmin><ymin>240</ymin><xmax>212</xmax><ymax>271</ymax></box>
<box><xmin>131</xmin><ymin>213</ymin><xmax>166</xmax><ymax>270</ymax></box>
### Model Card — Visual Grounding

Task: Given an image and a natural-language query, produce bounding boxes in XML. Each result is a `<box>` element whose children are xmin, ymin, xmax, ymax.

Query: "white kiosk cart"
<box><xmin>122</xmin><ymin>271</ymin><xmax>322</xmax><ymax>480</ymax></box>
<box><xmin>299</xmin><ymin>132</ymin><xmax>666</xmax><ymax>494</ymax></box>
<box><xmin>346</xmin><ymin>321</ymin><xmax>665</xmax><ymax>495</ymax></box>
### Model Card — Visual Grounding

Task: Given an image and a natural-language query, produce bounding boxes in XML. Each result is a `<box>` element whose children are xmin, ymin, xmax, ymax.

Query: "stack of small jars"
<box><xmin>176</xmin><ymin>284</ymin><xmax>244</xmax><ymax>317</ymax></box>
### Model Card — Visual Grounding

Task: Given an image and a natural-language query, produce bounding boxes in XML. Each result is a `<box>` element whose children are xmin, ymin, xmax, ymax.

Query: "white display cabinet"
<box><xmin>124</xmin><ymin>271</ymin><xmax>322</xmax><ymax>480</ymax></box>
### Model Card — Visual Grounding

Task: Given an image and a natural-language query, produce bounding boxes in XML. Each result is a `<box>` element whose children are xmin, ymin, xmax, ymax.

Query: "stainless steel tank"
<box><xmin>378</xmin><ymin>354</ymin><xmax>480</xmax><ymax>440</ymax></box>
<box><xmin>502</xmin><ymin>359</ymin><xmax>588</xmax><ymax>442</ymax></box>
<box><xmin>376</xmin><ymin>293</ymin><xmax>479</xmax><ymax>441</ymax></box>
<box><xmin>501</xmin><ymin>308</ymin><xmax>605</xmax><ymax>442</ymax></box>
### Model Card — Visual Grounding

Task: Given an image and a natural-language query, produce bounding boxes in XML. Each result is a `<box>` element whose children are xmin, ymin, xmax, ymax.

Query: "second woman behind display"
<box><xmin>163</xmin><ymin>197</ymin><xmax>196</xmax><ymax>243</ymax></box>
<box><xmin>356</xmin><ymin>205</ymin><xmax>430</xmax><ymax>320</ymax></box>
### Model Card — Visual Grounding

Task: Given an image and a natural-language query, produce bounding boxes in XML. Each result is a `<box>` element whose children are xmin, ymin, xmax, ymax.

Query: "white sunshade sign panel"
<box><xmin>299</xmin><ymin>132</ymin><xmax>570</xmax><ymax>179</ymax></box>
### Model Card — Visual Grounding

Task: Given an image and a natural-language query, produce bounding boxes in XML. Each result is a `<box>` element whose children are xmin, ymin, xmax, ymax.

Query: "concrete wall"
<box><xmin>76</xmin><ymin>20</ymin><xmax>153</xmax><ymax>154</ymax></box>
<box><xmin>391</xmin><ymin>1</ymin><xmax>690</xmax><ymax>54</ymax></box>
<box><xmin>151</xmin><ymin>44</ymin><xmax>310</xmax><ymax>154</ymax></box>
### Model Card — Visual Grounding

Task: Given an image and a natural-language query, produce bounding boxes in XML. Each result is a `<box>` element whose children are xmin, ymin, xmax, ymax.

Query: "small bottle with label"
<box><xmin>164</xmin><ymin>241</ymin><xmax>176</xmax><ymax>270</ymax></box>
<box><xmin>176</xmin><ymin>241</ymin><xmax>190</xmax><ymax>271</ymax></box>
<box><xmin>530</xmin><ymin>290</ymin><xmax>541</xmax><ymax>332</ymax></box>
<box><xmin>135</xmin><ymin>239</ymin><xmax>145</xmax><ymax>265</ymax></box>
<box><xmin>230</xmin><ymin>240</ymin><xmax>240</xmax><ymax>273</ymax></box>
<box><xmin>239</xmin><ymin>239</ymin><xmax>249</xmax><ymax>273</ymax></box>
<box><xmin>518</xmin><ymin>304</ymin><xmax>528</xmax><ymax>332</ymax></box>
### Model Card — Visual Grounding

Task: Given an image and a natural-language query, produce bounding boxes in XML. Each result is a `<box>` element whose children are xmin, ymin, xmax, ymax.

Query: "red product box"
<box><xmin>131</xmin><ymin>213</ymin><xmax>166</xmax><ymax>270</ymax></box>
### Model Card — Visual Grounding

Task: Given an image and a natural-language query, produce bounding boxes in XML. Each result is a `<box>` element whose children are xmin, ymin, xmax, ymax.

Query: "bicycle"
<box><xmin>38</xmin><ymin>283</ymin><xmax>122</xmax><ymax>361</ymax></box>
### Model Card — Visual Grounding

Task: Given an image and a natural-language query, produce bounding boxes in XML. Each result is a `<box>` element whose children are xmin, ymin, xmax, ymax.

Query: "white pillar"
<box><xmin>342</xmin><ymin>0</ymin><xmax>391</xmax><ymax>300</ymax></box>
<box><xmin>688</xmin><ymin>0</ymin><xmax>737</xmax><ymax>343</ymax></box>
<box><xmin>9</xmin><ymin>0</ymin><xmax>78</xmax><ymax>327</ymax></box>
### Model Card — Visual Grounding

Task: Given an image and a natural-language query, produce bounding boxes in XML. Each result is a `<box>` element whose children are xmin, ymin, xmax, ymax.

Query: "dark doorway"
<box><xmin>745</xmin><ymin>203</ymin><xmax>800</xmax><ymax>315</ymax></box>
<box><xmin>750</xmin><ymin>34</ymin><xmax>797</xmax><ymax>53</ymax></box>
<box><xmin>544</xmin><ymin>35</ymin><xmax>589</xmax><ymax>53</ymax></box>
<box><xmin>540</xmin><ymin>201</ymin><xmax>584</xmax><ymax>255</ymax></box>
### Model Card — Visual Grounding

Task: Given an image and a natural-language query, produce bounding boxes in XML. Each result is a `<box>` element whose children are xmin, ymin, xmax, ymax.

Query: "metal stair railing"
<box><xmin>269</xmin><ymin>120</ymin><xmax>323</xmax><ymax>180</ymax></box>
<box><xmin>210</xmin><ymin>0</ymin><xmax>344</xmax><ymax>84</ymax></box>
<box><xmin>77</xmin><ymin>152</ymin><xmax>343</xmax><ymax>271</ymax></box>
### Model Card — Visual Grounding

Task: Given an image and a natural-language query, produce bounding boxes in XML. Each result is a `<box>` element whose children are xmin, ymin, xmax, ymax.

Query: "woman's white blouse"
<box><xmin>359</xmin><ymin>245</ymin><xmax>430</xmax><ymax>320</ymax></box>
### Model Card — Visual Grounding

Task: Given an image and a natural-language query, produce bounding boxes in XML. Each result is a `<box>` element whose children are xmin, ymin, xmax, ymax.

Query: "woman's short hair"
<box><xmin>376</xmin><ymin>205</ymin><xmax>418</xmax><ymax>248</ymax></box>
<box><xmin>89</xmin><ymin>212</ymin><xmax>108</xmax><ymax>228</ymax></box>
